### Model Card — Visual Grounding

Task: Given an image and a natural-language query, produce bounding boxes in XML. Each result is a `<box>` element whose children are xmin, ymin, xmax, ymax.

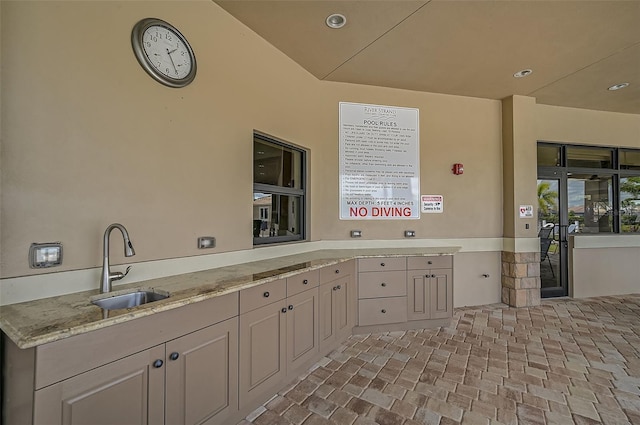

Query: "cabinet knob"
<box><xmin>288</xmin><ymin>304</ymin><xmax>294</xmax><ymax>310</ymax></box>
<box><xmin>153</xmin><ymin>359</ymin><xmax>164</xmax><ymax>368</ymax></box>
<box><xmin>303</xmin><ymin>279</ymin><xmax>308</xmax><ymax>285</ymax></box>
<box><xmin>381</xmin><ymin>282</ymin><xmax>387</xmax><ymax>287</ymax></box>
<box><xmin>335</xmin><ymin>269</ymin><xmax>340</xmax><ymax>274</ymax></box>
<box><xmin>263</xmin><ymin>291</ymin><xmax>270</xmax><ymax>298</ymax></box>
<box><xmin>432</xmin><ymin>274</ymin><xmax>437</xmax><ymax>278</ymax></box>
<box><xmin>380</xmin><ymin>262</ymin><xmax>385</xmax><ymax>267</ymax></box>
<box><xmin>169</xmin><ymin>352</ymin><xmax>179</xmax><ymax>361</ymax></box>
<box><xmin>428</xmin><ymin>261</ymin><xmax>433</xmax><ymax>265</ymax></box>
<box><xmin>337</xmin><ymin>285</ymin><xmax>342</xmax><ymax>290</ymax></box>
<box><xmin>381</xmin><ymin>309</ymin><xmax>387</xmax><ymax>314</ymax></box>
<box><xmin>281</xmin><ymin>308</ymin><xmax>287</xmax><ymax>313</ymax></box>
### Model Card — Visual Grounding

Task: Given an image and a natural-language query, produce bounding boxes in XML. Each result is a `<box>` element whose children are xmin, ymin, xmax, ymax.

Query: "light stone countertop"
<box><xmin>0</xmin><ymin>247</ymin><xmax>459</xmax><ymax>349</ymax></box>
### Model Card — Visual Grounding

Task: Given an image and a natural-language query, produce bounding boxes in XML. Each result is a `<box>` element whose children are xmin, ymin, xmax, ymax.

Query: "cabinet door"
<box><xmin>318</xmin><ymin>282</ymin><xmax>335</xmax><ymax>351</ymax></box>
<box><xmin>286</xmin><ymin>288</ymin><xmax>319</xmax><ymax>372</ymax></box>
<box><xmin>165</xmin><ymin>317</ymin><xmax>239</xmax><ymax>425</ymax></box>
<box><xmin>239</xmin><ymin>300</ymin><xmax>287</xmax><ymax>409</ymax></box>
<box><xmin>33</xmin><ymin>345</ymin><xmax>165</xmax><ymax>425</ymax></box>
<box><xmin>333</xmin><ymin>276</ymin><xmax>353</xmax><ymax>342</ymax></box>
<box><xmin>430</xmin><ymin>270</ymin><xmax>453</xmax><ymax>319</ymax></box>
<box><xmin>407</xmin><ymin>270</ymin><xmax>430</xmax><ymax>321</ymax></box>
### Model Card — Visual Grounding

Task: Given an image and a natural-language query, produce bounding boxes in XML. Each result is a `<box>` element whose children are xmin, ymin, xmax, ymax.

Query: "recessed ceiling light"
<box><xmin>326</xmin><ymin>13</ymin><xmax>346</xmax><ymax>29</ymax></box>
<box><xmin>513</xmin><ymin>69</ymin><xmax>533</xmax><ymax>78</ymax></box>
<box><xmin>607</xmin><ymin>82</ymin><xmax>629</xmax><ymax>91</ymax></box>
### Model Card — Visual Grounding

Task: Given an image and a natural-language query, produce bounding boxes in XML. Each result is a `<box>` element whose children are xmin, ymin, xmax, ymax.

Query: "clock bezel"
<box><xmin>131</xmin><ymin>18</ymin><xmax>197</xmax><ymax>88</ymax></box>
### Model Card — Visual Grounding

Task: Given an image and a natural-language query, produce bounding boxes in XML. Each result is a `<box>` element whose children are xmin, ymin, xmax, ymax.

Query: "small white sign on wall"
<box><xmin>421</xmin><ymin>195</ymin><xmax>443</xmax><ymax>213</ymax></box>
<box><xmin>519</xmin><ymin>205</ymin><xmax>534</xmax><ymax>218</ymax></box>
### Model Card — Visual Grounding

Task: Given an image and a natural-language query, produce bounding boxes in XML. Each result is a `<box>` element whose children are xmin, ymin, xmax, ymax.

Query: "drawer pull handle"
<box><xmin>380</xmin><ymin>262</ymin><xmax>385</xmax><ymax>267</ymax></box>
<box><xmin>381</xmin><ymin>282</ymin><xmax>387</xmax><ymax>287</ymax></box>
<box><xmin>169</xmin><ymin>352</ymin><xmax>179</xmax><ymax>361</ymax></box>
<box><xmin>288</xmin><ymin>304</ymin><xmax>294</xmax><ymax>310</ymax></box>
<box><xmin>153</xmin><ymin>359</ymin><xmax>164</xmax><ymax>368</ymax></box>
<box><xmin>428</xmin><ymin>261</ymin><xmax>433</xmax><ymax>265</ymax></box>
<box><xmin>263</xmin><ymin>291</ymin><xmax>270</xmax><ymax>298</ymax></box>
<box><xmin>303</xmin><ymin>279</ymin><xmax>308</xmax><ymax>284</ymax></box>
<box><xmin>381</xmin><ymin>309</ymin><xmax>386</xmax><ymax>314</ymax></box>
<box><xmin>281</xmin><ymin>308</ymin><xmax>287</xmax><ymax>313</ymax></box>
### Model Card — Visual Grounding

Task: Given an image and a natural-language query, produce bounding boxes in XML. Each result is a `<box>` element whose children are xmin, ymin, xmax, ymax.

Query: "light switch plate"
<box><xmin>29</xmin><ymin>243</ymin><xmax>63</xmax><ymax>268</ymax></box>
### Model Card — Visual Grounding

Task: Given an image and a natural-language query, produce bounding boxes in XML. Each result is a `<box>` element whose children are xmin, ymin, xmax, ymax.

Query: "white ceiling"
<box><xmin>215</xmin><ymin>0</ymin><xmax>640</xmax><ymax>114</ymax></box>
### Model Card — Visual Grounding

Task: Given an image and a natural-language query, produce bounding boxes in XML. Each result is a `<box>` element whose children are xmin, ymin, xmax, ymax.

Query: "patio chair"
<box><xmin>539</xmin><ymin>225</ymin><xmax>555</xmax><ymax>278</ymax></box>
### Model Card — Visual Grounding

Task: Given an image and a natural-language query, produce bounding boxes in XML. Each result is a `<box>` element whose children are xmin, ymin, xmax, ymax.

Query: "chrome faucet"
<box><xmin>100</xmin><ymin>223</ymin><xmax>136</xmax><ymax>293</ymax></box>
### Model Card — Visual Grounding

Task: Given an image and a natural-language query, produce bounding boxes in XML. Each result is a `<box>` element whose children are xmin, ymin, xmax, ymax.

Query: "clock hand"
<box><xmin>166</xmin><ymin>48</ymin><xmax>178</xmax><ymax>74</ymax></box>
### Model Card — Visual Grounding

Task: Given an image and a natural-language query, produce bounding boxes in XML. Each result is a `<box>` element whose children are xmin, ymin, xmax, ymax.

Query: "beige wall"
<box><xmin>1</xmin><ymin>1</ymin><xmax>504</xmax><ymax>280</ymax></box>
<box><xmin>569</xmin><ymin>236</ymin><xmax>640</xmax><ymax>298</ymax></box>
<box><xmin>1</xmin><ymin>1</ymin><xmax>638</xmax><ymax>305</ymax></box>
<box><xmin>536</xmin><ymin>104</ymin><xmax>640</xmax><ymax>147</ymax></box>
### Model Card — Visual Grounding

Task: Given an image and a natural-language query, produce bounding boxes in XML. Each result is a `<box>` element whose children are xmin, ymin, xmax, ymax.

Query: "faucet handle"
<box><xmin>111</xmin><ymin>266</ymin><xmax>132</xmax><ymax>282</ymax></box>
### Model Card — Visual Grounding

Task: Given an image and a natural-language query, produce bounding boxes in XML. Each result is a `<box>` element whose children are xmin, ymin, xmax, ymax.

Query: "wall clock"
<box><xmin>131</xmin><ymin>18</ymin><xmax>197</xmax><ymax>88</ymax></box>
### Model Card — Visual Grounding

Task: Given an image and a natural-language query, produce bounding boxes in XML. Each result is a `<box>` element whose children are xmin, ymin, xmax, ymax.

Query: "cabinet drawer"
<box><xmin>407</xmin><ymin>255</ymin><xmax>452</xmax><ymax>270</ymax></box>
<box><xmin>319</xmin><ymin>261</ymin><xmax>354</xmax><ymax>283</ymax></box>
<box><xmin>358</xmin><ymin>257</ymin><xmax>406</xmax><ymax>272</ymax></box>
<box><xmin>358</xmin><ymin>271</ymin><xmax>407</xmax><ymax>299</ymax></box>
<box><xmin>358</xmin><ymin>297</ymin><xmax>407</xmax><ymax>326</ymax></box>
<box><xmin>287</xmin><ymin>270</ymin><xmax>320</xmax><ymax>297</ymax></box>
<box><xmin>240</xmin><ymin>279</ymin><xmax>286</xmax><ymax>314</ymax></box>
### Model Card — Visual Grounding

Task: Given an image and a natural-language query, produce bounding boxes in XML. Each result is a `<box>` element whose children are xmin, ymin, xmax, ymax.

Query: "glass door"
<box><xmin>537</xmin><ymin>178</ymin><xmax>568</xmax><ymax>297</ymax></box>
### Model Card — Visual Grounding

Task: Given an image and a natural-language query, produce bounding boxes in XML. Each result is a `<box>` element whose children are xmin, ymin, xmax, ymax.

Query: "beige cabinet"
<box><xmin>33</xmin><ymin>317</ymin><xmax>238</xmax><ymax>425</ymax></box>
<box><xmin>7</xmin><ymin>293</ymin><xmax>240</xmax><ymax>425</ymax></box>
<box><xmin>239</xmin><ymin>276</ymin><xmax>321</xmax><ymax>411</ymax></box>
<box><xmin>165</xmin><ymin>317</ymin><xmax>239</xmax><ymax>425</ymax></box>
<box><xmin>239</xmin><ymin>297</ymin><xmax>287</xmax><ymax>410</ymax></box>
<box><xmin>286</xmin><ymin>288</ymin><xmax>319</xmax><ymax>371</ymax></box>
<box><xmin>407</xmin><ymin>256</ymin><xmax>453</xmax><ymax>320</ymax></box>
<box><xmin>318</xmin><ymin>261</ymin><xmax>355</xmax><ymax>352</ymax></box>
<box><xmin>34</xmin><ymin>345</ymin><xmax>166</xmax><ymax>425</ymax></box>
<box><xmin>357</xmin><ymin>258</ymin><xmax>407</xmax><ymax>327</ymax></box>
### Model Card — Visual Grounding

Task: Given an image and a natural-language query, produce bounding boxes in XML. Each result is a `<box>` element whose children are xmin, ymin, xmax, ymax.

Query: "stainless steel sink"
<box><xmin>91</xmin><ymin>289</ymin><xmax>170</xmax><ymax>310</ymax></box>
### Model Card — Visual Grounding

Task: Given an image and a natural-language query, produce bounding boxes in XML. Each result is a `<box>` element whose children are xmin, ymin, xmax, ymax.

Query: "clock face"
<box><xmin>142</xmin><ymin>25</ymin><xmax>192</xmax><ymax>80</ymax></box>
<box><xmin>132</xmin><ymin>18</ymin><xmax>197</xmax><ymax>88</ymax></box>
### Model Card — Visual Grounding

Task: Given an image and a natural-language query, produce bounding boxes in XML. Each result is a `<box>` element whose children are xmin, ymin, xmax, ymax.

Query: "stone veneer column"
<box><xmin>501</xmin><ymin>95</ymin><xmax>540</xmax><ymax>308</ymax></box>
<box><xmin>501</xmin><ymin>251</ymin><xmax>541</xmax><ymax>307</ymax></box>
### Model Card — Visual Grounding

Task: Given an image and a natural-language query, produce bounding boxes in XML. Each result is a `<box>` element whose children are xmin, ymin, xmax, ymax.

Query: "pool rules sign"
<box><xmin>339</xmin><ymin>102</ymin><xmax>420</xmax><ymax>220</ymax></box>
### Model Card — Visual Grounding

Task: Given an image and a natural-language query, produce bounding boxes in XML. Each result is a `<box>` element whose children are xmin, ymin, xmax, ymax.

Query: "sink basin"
<box><xmin>91</xmin><ymin>289</ymin><xmax>170</xmax><ymax>310</ymax></box>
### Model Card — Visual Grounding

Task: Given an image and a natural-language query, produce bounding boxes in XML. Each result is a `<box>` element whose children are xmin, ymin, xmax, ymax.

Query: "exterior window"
<box><xmin>566</xmin><ymin>146</ymin><xmax>613</xmax><ymax>168</ymax></box>
<box><xmin>538</xmin><ymin>143</ymin><xmax>640</xmax><ymax>234</ymax></box>
<box><xmin>621</xmin><ymin>177</ymin><xmax>640</xmax><ymax>233</ymax></box>
<box><xmin>537</xmin><ymin>145</ymin><xmax>561</xmax><ymax>167</ymax></box>
<box><xmin>568</xmin><ymin>174</ymin><xmax>613</xmax><ymax>233</ymax></box>
<box><xmin>253</xmin><ymin>133</ymin><xmax>306</xmax><ymax>244</ymax></box>
<box><xmin>620</xmin><ymin>150</ymin><xmax>640</xmax><ymax>170</ymax></box>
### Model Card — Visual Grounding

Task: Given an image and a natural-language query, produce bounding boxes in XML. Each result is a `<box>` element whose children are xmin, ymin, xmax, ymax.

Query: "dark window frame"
<box><xmin>537</xmin><ymin>142</ymin><xmax>640</xmax><ymax>234</ymax></box>
<box><xmin>253</xmin><ymin>132</ymin><xmax>307</xmax><ymax>245</ymax></box>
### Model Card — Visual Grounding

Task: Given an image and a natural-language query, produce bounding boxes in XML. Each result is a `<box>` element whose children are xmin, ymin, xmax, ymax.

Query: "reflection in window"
<box><xmin>537</xmin><ymin>145</ymin><xmax>561</xmax><ymax>167</ymax></box>
<box><xmin>566</xmin><ymin>147</ymin><xmax>612</xmax><ymax>169</ymax></box>
<box><xmin>253</xmin><ymin>133</ymin><xmax>306</xmax><ymax>245</ymax></box>
<box><xmin>621</xmin><ymin>177</ymin><xmax>640</xmax><ymax>233</ymax></box>
<box><xmin>621</xmin><ymin>150</ymin><xmax>640</xmax><ymax>170</ymax></box>
<box><xmin>568</xmin><ymin>174</ymin><xmax>613</xmax><ymax>233</ymax></box>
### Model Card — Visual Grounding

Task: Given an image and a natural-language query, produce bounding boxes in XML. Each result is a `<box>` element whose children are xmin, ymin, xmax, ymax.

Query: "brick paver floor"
<box><xmin>240</xmin><ymin>294</ymin><xmax>640</xmax><ymax>425</ymax></box>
